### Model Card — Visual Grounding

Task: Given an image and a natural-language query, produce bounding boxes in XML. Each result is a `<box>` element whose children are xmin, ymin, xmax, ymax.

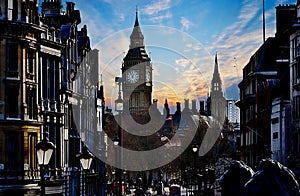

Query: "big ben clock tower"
<box><xmin>122</xmin><ymin>8</ymin><xmax>152</xmax><ymax>115</ymax></box>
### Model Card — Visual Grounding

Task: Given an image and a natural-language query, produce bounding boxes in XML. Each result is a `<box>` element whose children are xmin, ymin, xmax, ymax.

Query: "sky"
<box><xmin>51</xmin><ymin>0</ymin><xmax>295</xmax><ymax>111</ymax></box>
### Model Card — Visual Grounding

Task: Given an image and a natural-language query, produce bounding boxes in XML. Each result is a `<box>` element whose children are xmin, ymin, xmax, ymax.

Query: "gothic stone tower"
<box><xmin>122</xmin><ymin>8</ymin><xmax>152</xmax><ymax>115</ymax></box>
<box><xmin>208</xmin><ymin>53</ymin><xmax>226</xmax><ymax>123</ymax></box>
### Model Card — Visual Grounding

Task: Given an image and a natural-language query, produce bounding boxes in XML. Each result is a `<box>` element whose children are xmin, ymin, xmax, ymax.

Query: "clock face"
<box><xmin>146</xmin><ymin>71</ymin><xmax>151</xmax><ymax>82</ymax></box>
<box><xmin>127</xmin><ymin>70</ymin><xmax>139</xmax><ymax>83</ymax></box>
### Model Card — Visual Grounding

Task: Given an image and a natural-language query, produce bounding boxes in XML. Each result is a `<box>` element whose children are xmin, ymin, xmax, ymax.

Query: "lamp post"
<box><xmin>36</xmin><ymin>132</ymin><xmax>56</xmax><ymax>196</ymax></box>
<box><xmin>79</xmin><ymin>146</ymin><xmax>94</xmax><ymax>196</ymax></box>
<box><xmin>115</xmin><ymin>76</ymin><xmax>123</xmax><ymax>196</ymax></box>
<box><xmin>192</xmin><ymin>141</ymin><xmax>199</xmax><ymax>195</ymax></box>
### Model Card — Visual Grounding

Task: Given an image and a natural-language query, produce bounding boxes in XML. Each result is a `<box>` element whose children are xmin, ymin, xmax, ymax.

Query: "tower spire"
<box><xmin>130</xmin><ymin>6</ymin><xmax>144</xmax><ymax>49</ymax></box>
<box><xmin>214</xmin><ymin>52</ymin><xmax>219</xmax><ymax>75</ymax></box>
<box><xmin>211</xmin><ymin>52</ymin><xmax>222</xmax><ymax>92</ymax></box>
<box><xmin>135</xmin><ymin>5</ymin><xmax>139</xmax><ymax>27</ymax></box>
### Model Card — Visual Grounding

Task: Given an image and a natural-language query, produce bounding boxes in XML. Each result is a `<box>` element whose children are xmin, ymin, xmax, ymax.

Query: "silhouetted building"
<box><xmin>238</xmin><ymin>4</ymin><xmax>295</xmax><ymax>168</ymax></box>
<box><xmin>207</xmin><ymin>53</ymin><xmax>227</xmax><ymax>123</ymax></box>
<box><xmin>288</xmin><ymin>0</ymin><xmax>300</xmax><ymax>176</ymax></box>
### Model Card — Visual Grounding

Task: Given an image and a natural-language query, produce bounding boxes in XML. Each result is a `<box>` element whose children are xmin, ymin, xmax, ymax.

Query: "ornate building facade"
<box><xmin>0</xmin><ymin>0</ymin><xmax>106</xmax><ymax>195</ymax></box>
<box><xmin>0</xmin><ymin>0</ymin><xmax>44</xmax><ymax>194</ymax></box>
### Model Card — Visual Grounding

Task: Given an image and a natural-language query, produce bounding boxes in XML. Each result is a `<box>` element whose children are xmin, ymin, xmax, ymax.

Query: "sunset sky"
<box><xmin>52</xmin><ymin>0</ymin><xmax>295</xmax><ymax>112</ymax></box>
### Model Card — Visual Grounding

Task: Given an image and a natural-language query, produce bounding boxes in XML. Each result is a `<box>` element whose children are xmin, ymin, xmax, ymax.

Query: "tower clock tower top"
<box><xmin>122</xmin><ymin>7</ymin><xmax>152</xmax><ymax>114</ymax></box>
<box><xmin>124</xmin><ymin>7</ymin><xmax>150</xmax><ymax>62</ymax></box>
<box><xmin>130</xmin><ymin>6</ymin><xmax>144</xmax><ymax>49</ymax></box>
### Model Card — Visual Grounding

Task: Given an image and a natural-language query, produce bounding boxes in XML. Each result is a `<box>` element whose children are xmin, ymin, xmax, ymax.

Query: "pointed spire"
<box><xmin>211</xmin><ymin>52</ymin><xmax>222</xmax><ymax>92</ymax></box>
<box><xmin>135</xmin><ymin>5</ymin><xmax>139</xmax><ymax>27</ymax></box>
<box><xmin>214</xmin><ymin>52</ymin><xmax>219</xmax><ymax>74</ymax></box>
<box><xmin>130</xmin><ymin>6</ymin><xmax>144</xmax><ymax>49</ymax></box>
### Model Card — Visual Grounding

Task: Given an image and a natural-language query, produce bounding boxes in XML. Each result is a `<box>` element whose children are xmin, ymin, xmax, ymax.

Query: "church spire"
<box><xmin>214</xmin><ymin>52</ymin><xmax>220</xmax><ymax>75</ymax></box>
<box><xmin>211</xmin><ymin>52</ymin><xmax>223</xmax><ymax>92</ymax></box>
<box><xmin>130</xmin><ymin>6</ymin><xmax>144</xmax><ymax>49</ymax></box>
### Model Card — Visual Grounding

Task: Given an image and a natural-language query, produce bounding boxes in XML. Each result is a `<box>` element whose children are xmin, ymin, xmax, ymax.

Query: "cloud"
<box><xmin>175</xmin><ymin>59</ymin><xmax>190</xmax><ymax>68</ymax></box>
<box><xmin>143</xmin><ymin>0</ymin><xmax>172</xmax><ymax>15</ymax></box>
<box><xmin>275</xmin><ymin>0</ymin><xmax>292</xmax><ymax>4</ymax></box>
<box><xmin>180</xmin><ymin>17</ymin><xmax>193</xmax><ymax>31</ymax></box>
<box><xmin>76</xmin><ymin>3</ymin><xmax>115</xmax><ymax>46</ymax></box>
<box><xmin>205</xmin><ymin>0</ymin><xmax>275</xmax><ymax>97</ymax></box>
<box><xmin>149</xmin><ymin>11</ymin><xmax>172</xmax><ymax>23</ymax></box>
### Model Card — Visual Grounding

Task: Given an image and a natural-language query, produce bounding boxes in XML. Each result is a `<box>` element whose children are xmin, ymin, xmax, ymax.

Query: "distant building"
<box><xmin>226</xmin><ymin>99</ymin><xmax>241</xmax><ymax>157</ymax></box>
<box><xmin>207</xmin><ymin>53</ymin><xmax>227</xmax><ymax>124</ymax></box>
<box><xmin>227</xmin><ymin>100</ymin><xmax>240</xmax><ymax>125</ymax></box>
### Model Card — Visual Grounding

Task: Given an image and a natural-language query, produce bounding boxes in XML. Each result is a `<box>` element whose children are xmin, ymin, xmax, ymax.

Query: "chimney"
<box><xmin>191</xmin><ymin>100</ymin><xmax>197</xmax><ymax>114</ymax></box>
<box><xmin>164</xmin><ymin>99</ymin><xmax>170</xmax><ymax>116</ymax></box>
<box><xmin>184</xmin><ymin>99</ymin><xmax>189</xmax><ymax>110</ymax></box>
<box><xmin>66</xmin><ymin>2</ymin><xmax>75</xmax><ymax>17</ymax></box>
<box><xmin>176</xmin><ymin>102</ymin><xmax>181</xmax><ymax>112</ymax></box>
<box><xmin>153</xmin><ymin>99</ymin><xmax>158</xmax><ymax>109</ymax></box>
<box><xmin>275</xmin><ymin>4</ymin><xmax>296</xmax><ymax>37</ymax></box>
<box><xmin>200</xmin><ymin>100</ymin><xmax>205</xmax><ymax>113</ymax></box>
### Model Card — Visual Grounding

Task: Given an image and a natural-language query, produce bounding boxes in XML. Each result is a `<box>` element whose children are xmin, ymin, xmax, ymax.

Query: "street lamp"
<box><xmin>192</xmin><ymin>143</ymin><xmax>199</xmax><ymax>153</ymax></box>
<box><xmin>36</xmin><ymin>132</ymin><xmax>56</xmax><ymax>196</ymax></box>
<box><xmin>113</xmin><ymin>133</ymin><xmax>120</xmax><ymax>146</ymax></box>
<box><xmin>115</xmin><ymin>76</ymin><xmax>123</xmax><ymax>196</ymax></box>
<box><xmin>79</xmin><ymin>146</ymin><xmax>94</xmax><ymax>196</ymax></box>
<box><xmin>192</xmin><ymin>141</ymin><xmax>199</xmax><ymax>167</ymax></box>
<box><xmin>79</xmin><ymin>146</ymin><xmax>94</xmax><ymax>170</ymax></box>
<box><xmin>191</xmin><ymin>141</ymin><xmax>199</xmax><ymax>195</ymax></box>
<box><xmin>115</xmin><ymin>77</ymin><xmax>124</xmax><ymax>113</ymax></box>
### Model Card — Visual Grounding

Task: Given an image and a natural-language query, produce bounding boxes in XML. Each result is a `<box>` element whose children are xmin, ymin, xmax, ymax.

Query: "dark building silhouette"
<box><xmin>289</xmin><ymin>0</ymin><xmax>300</xmax><ymax>176</ymax></box>
<box><xmin>237</xmin><ymin>4</ymin><xmax>295</xmax><ymax>168</ymax></box>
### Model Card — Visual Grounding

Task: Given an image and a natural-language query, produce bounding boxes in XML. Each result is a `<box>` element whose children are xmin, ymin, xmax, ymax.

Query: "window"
<box><xmin>7</xmin><ymin>0</ymin><xmax>13</xmax><ymax>20</ymax></box>
<box><xmin>213</xmin><ymin>83</ymin><xmax>219</xmax><ymax>91</ymax></box>
<box><xmin>7</xmin><ymin>44</ymin><xmax>18</xmax><ymax>77</ymax></box>
<box><xmin>42</xmin><ymin>57</ymin><xmax>48</xmax><ymax>99</ymax></box>
<box><xmin>7</xmin><ymin>0</ymin><xmax>18</xmax><ymax>20</ymax></box>
<box><xmin>26</xmin><ymin>49</ymin><xmax>35</xmax><ymax>80</ymax></box>
<box><xmin>294</xmin><ymin>96</ymin><xmax>300</xmax><ymax>120</ymax></box>
<box><xmin>26</xmin><ymin>85</ymin><xmax>37</xmax><ymax>120</ymax></box>
<box><xmin>271</xmin><ymin>117</ymin><xmax>279</xmax><ymax>124</ymax></box>
<box><xmin>49</xmin><ymin>59</ymin><xmax>54</xmax><ymax>100</ymax></box>
<box><xmin>292</xmin><ymin>132</ymin><xmax>300</xmax><ymax>159</ymax></box>
<box><xmin>273</xmin><ymin>132</ymin><xmax>279</xmax><ymax>139</ymax></box>
<box><xmin>7</xmin><ymin>133</ymin><xmax>22</xmax><ymax>176</ymax></box>
<box><xmin>6</xmin><ymin>84</ymin><xmax>19</xmax><ymax>118</ymax></box>
<box><xmin>292</xmin><ymin>61</ymin><xmax>298</xmax><ymax>85</ymax></box>
<box><xmin>28</xmin><ymin>132</ymin><xmax>37</xmax><ymax>171</ymax></box>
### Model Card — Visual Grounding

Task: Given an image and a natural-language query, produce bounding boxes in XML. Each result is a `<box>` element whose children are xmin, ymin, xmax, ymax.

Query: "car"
<box><xmin>169</xmin><ymin>184</ymin><xmax>181</xmax><ymax>196</ymax></box>
<box><xmin>145</xmin><ymin>189</ymin><xmax>154</xmax><ymax>195</ymax></box>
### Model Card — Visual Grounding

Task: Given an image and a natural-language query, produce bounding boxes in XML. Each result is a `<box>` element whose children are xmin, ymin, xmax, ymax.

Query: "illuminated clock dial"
<box><xmin>127</xmin><ymin>70</ymin><xmax>139</xmax><ymax>83</ymax></box>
